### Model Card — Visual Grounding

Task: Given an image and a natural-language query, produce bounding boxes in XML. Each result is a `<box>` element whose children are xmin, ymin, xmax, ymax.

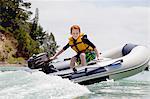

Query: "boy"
<box><xmin>49</xmin><ymin>25</ymin><xmax>101</xmax><ymax>72</ymax></box>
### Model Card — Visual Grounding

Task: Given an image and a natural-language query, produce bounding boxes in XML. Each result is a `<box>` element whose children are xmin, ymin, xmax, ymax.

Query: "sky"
<box><xmin>27</xmin><ymin>0</ymin><xmax>150</xmax><ymax>58</ymax></box>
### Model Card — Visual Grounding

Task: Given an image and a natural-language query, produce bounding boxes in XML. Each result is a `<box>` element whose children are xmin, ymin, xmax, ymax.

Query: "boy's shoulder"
<box><xmin>82</xmin><ymin>34</ymin><xmax>87</xmax><ymax>39</ymax></box>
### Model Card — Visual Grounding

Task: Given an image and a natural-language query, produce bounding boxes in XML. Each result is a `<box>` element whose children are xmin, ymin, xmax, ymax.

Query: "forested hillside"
<box><xmin>0</xmin><ymin>0</ymin><xmax>58</xmax><ymax>64</ymax></box>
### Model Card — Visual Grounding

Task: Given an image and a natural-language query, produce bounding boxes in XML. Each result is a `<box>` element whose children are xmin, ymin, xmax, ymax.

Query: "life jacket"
<box><xmin>68</xmin><ymin>33</ymin><xmax>94</xmax><ymax>53</ymax></box>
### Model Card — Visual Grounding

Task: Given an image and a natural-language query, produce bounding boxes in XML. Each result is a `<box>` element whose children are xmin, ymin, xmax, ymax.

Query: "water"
<box><xmin>0</xmin><ymin>67</ymin><xmax>150</xmax><ymax>99</ymax></box>
<box><xmin>1</xmin><ymin>1</ymin><xmax>149</xmax><ymax>99</ymax></box>
<box><xmin>0</xmin><ymin>69</ymin><xmax>90</xmax><ymax>99</ymax></box>
<box><xmin>86</xmin><ymin>72</ymin><xmax>150</xmax><ymax>99</ymax></box>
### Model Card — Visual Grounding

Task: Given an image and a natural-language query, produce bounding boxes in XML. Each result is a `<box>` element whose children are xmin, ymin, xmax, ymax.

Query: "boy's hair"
<box><xmin>70</xmin><ymin>25</ymin><xmax>81</xmax><ymax>33</ymax></box>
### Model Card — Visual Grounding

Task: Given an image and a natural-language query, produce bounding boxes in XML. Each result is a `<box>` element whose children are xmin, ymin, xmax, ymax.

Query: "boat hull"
<box><xmin>28</xmin><ymin>43</ymin><xmax>150</xmax><ymax>85</ymax></box>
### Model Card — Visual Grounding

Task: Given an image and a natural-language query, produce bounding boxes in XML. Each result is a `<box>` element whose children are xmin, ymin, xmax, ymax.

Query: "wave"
<box><xmin>0</xmin><ymin>71</ymin><xmax>90</xmax><ymax>99</ymax></box>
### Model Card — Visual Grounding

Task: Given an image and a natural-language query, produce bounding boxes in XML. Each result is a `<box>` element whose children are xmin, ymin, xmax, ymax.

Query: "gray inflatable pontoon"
<box><xmin>28</xmin><ymin>44</ymin><xmax>150</xmax><ymax>85</ymax></box>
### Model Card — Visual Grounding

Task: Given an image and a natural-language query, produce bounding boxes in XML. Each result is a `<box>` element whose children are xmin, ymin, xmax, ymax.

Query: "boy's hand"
<box><xmin>45</xmin><ymin>56</ymin><xmax>56</xmax><ymax>62</ymax></box>
<box><xmin>97</xmin><ymin>55</ymin><xmax>103</xmax><ymax>60</ymax></box>
<box><xmin>49</xmin><ymin>56</ymin><xmax>57</xmax><ymax>61</ymax></box>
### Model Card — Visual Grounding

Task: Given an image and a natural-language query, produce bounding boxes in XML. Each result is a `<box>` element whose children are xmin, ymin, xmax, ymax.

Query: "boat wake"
<box><xmin>86</xmin><ymin>71</ymin><xmax>150</xmax><ymax>99</ymax></box>
<box><xmin>0</xmin><ymin>70</ymin><xmax>90</xmax><ymax>99</ymax></box>
<box><xmin>125</xmin><ymin>71</ymin><xmax>150</xmax><ymax>81</ymax></box>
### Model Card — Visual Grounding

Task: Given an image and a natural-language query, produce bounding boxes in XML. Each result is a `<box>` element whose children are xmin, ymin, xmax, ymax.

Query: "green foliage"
<box><xmin>30</xmin><ymin>8</ymin><xmax>39</xmax><ymax>40</ymax></box>
<box><xmin>4</xmin><ymin>44</ymin><xmax>12</xmax><ymax>53</ymax></box>
<box><xmin>0</xmin><ymin>26</ymin><xmax>6</xmax><ymax>32</ymax></box>
<box><xmin>0</xmin><ymin>0</ymin><xmax>59</xmax><ymax>61</ymax></box>
<box><xmin>42</xmin><ymin>33</ymin><xmax>59</xmax><ymax>57</ymax></box>
<box><xmin>7</xmin><ymin>56</ymin><xmax>25</xmax><ymax>64</ymax></box>
<box><xmin>0</xmin><ymin>0</ymin><xmax>32</xmax><ymax>31</ymax></box>
<box><xmin>35</xmin><ymin>25</ymin><xmax>46</xmax><ymax>44</ymax></box>
<box><xmin>14</xmin><ymin>28</ymin><xmax>42</xmax><ymax>58</ymax></box>
<box><xmin>0</xmin><ymin>52</ymin><xmax>4</xmax><ymax>61</ymax></box>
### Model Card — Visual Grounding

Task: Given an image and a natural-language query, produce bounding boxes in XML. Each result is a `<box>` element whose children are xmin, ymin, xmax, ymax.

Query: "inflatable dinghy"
<box><xmin>28</xmin><ymin>43</ymin><xmax>150</xmax><ymax>85</ymax></box>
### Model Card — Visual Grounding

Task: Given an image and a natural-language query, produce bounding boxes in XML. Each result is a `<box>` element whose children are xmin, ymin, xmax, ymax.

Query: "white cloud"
<box><xmin>28</xmin><ymin>0</ymin><xmax>150</xmax><ymax>55</ymax></box>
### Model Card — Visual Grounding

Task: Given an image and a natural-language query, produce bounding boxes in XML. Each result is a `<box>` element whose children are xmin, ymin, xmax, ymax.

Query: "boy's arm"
<box><xmin>94</xmin><ymin>48</ymin><xmax>101</xmax><ymax>60</ymax></box>
<box><xmin>49</xmin><ymin>43</ymin><xmax>70</xmax><ymax>60</ymax></box>
<box><xmin>63</xmin><ymin>43</ymin><xmax>70</xmax><ymax>50</ymax></box>
<box><xmin>82</xmin><ymin>35</ymin><xmax>96</xmax><ymax>48</ymax></box>
<box><xmin>82</xmin><ymin>35</ymin><xmax>101</xmax><ymax>59</ymax></box>
<box><xmin>49</xmin><ymin>49</ymin><xmax>64</xmax><ymax>60</ymax></box>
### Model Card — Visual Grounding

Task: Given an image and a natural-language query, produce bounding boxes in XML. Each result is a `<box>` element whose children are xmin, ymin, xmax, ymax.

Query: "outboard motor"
<box><xmin>41</xmin><ymin>64</ymin><xmax>59</xmax><ymax>74</ymax></box>
<box><xmin>28</xmin><ymin>52</ymin><xmax>49</xmax><ymax>69</ymax></box>
<box><xmin>122</xmin><ymin>43</ymin><xmax>137</xmax><ymax>56</ymax></box>
<box><xmin>145</xmin><ymin>66</ymin><xmax>149</xmax><ymax>71</ymax></box>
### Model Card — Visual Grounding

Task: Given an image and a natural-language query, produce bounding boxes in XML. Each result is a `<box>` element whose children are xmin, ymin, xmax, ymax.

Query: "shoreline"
<box><xmin>0</xmin><ymin>62</ymin><xmax>27</xmax><ymax>67</ymax></box>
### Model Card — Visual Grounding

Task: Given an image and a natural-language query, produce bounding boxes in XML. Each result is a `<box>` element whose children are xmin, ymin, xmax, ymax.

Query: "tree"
<box><xmin>42</xmin><ymin>32</ymin><xmax>59</xmax><ymax>57</ymax></box>
<box><xmin>0</xmin><ymin>0</ymin><xmax>32</xmax><ymax>32</ymax></box>
<box><xmin>0</xmin><ymin>0</ymin><xmax>59</xmax><ymax>60</ymax></box>
<box><xmin>30</xmin><ymin>8</ymin><xmax>46</xmax><ymax>45</ymax></box>
<box><xmin>30</xmin><ymin>8</ymin><xmax>39</xmax><ymax>40</ymax></box>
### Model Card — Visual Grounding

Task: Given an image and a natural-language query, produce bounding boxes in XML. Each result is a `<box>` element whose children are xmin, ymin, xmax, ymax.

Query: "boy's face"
<box><xmin>71</xmin><ymin>29</ymin><xmax>80</xmax><ymax>40</ymax></box>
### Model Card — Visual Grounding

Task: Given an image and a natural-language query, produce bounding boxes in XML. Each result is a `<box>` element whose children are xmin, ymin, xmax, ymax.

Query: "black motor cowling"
<box><xmin>41</xmin><ymin>64</ymin><xmax>59</xmax><ymax>74</ymax></box>
<box><xmin>28</xmin><ymin>53</ymin><xmax>49</xmax><ymax>69</ymax></box>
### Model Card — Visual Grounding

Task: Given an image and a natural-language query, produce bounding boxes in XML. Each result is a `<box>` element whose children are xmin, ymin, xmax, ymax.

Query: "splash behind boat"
<box><xmin>28</xmin><ymin>43</ymin><xmax>150</xmax><ymax>85</ymax></box>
